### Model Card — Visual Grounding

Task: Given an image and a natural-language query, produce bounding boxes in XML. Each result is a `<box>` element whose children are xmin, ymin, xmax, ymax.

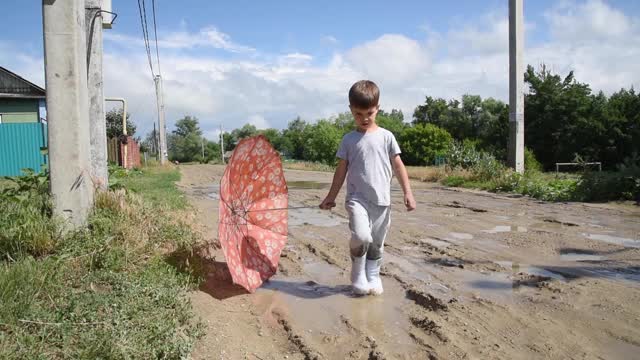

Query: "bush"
<box><xmin>524</xmin><ymin>147</ymin><xmax>543</xmax><ymax>172</ymax></box>
<box><xmin>399</xmin><ymin>124</ymin><xmax>453</xmax><ymax>166</ymax></box>
<box><xmin>0</xmin><ymin>170</ymin><xmax>59</xmax><ymax>259</ymax></box>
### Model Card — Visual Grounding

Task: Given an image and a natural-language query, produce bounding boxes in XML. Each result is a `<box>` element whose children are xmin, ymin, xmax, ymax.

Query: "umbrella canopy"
<box><xmin>218</xmin><ymin>135</ymin><xmax>288</xmax><ymax>292</ymax></box>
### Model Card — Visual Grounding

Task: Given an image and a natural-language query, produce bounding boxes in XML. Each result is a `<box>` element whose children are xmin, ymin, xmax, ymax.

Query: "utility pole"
<box><xmin>154</xmin><ymin>75</ymin><xmax>168</xmax><ymax>164</ymax></box>
<box><xmin>220</xmin><ymin>123</ymin><xmax>225</xmax><ymax>164</ymax></box>
<box><xmin>85</xmin><ymin>0</ymin><xmax>108</xmax><ymax>189</ymax></box>
<box><xmin>508</xmin><ymin>0</ymin><xmax>525</xmax><ymax>173</ymax></box>
<box><xmin>43</xmin><ymin>0</ymin><xmax>93</xmax><ymax>228</ymax></box>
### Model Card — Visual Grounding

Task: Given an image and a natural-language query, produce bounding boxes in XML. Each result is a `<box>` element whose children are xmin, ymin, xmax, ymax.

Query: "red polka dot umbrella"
<box><xmin>218</xmin><ymin>135</ymin><xmax>289</xmax><ymax>292</ymax></box>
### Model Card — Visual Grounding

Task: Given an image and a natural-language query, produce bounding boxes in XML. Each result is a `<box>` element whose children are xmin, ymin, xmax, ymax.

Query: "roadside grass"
<box><xmin>0</xmin><ymin>166</ymin><xmax>205</xmax><ymax>359</ymax></box>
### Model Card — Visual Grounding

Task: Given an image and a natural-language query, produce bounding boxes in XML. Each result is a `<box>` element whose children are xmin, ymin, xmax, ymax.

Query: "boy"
<box><xmin>319</xmin><ymin>80</ymin><xmax>416</xmax><ymax>295</ymax></box>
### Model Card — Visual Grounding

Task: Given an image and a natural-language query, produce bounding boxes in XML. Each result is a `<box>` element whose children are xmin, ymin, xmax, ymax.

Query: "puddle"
<box><xmin>494</xmin><ymin>261</ymin><xmax>566</xmax><ymax>281</ymax></box>
<box><xmin>559</xmin><ymin>252</ymin><xmax>603</xmax><ymax>262</ymax></box>
<box><xmin>582</xmin><ymin>233</ymin><xmax>640</xmax><ymax>249</ymax></box>
<box><xmin>288</xmin><ymin>207</ymin><xmax>347</xmax><ymax>227</ymax></box>
<box><xmin>456</xmin><ymin>270</ymin><xmax>517</xmax><ymax>303</ymax></box>
<box><xmin>447</xmin><ymin>232</ymin><xmax>473</xmax><ymax>241</ymax></box>
<box><xmin>483</xmin><ymin>225</ymin><xmax>528</xmax><ymax>234</ymax></box>
<box><xmin>288</xmin><ymin>181</ymin><xmax>329</xmax><ymax>189</ymax></box>
<box><xmin>581</xmin><ymin>268</ymin><xmax>640</xmax><ymax>283</ymax></box>
<box><xmin>384</xmin><ymin>252</ymin><xmax>437</xmax><ymax>284</ymax></box>
<box><xmin>254</xmin><ymin>259</ymin><xmax>422</xmax><ymax>357</ymax></box>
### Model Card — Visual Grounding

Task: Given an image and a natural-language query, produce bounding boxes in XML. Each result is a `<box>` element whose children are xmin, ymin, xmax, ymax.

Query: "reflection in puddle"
<box><xmin>483</xmin><ymin>225</ymin><xmax>528</xmax><ymax>234</ymax></box>
<box><xmin>494</xmin><ymin>261</ymin><xmax>566</xmax><ymax>281</ymax></box>
<box><xmin>288</xmin><ymin>207</ymin><xmax>347</xmax><ymax>227</ymax></box>
<box><xmin>288</xmin><ymin>181</ymin><xmax>330</xmax><ymax>189</ymax></box>
<box><xmin>448</xmin><ymin>232</ymin><xmax>473</xmax><ymax>241</ymax></box>
<box><xmin>582</xmin><ymin>233</ymin><xmax>640</xmax><ymax>249</ymax></box>
<box><xmin>559</xmin><ymin>252</ymin><xmax>603</xmax><ymax>262</ymax></box>
<box><xmin>254</xmin><ymin>259</ymin><xmax>422</xmax><ymax>358</ymax></box>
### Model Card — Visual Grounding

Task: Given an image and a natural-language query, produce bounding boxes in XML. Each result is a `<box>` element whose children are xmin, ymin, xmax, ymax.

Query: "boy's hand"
<box><xmin>319</xmin><ymin>197</ymin><xmax>337</xmax><ymax>210</ymax></box>
<box><xmin>404</xmin><ymin>193</ymin><xmax>416</xmax><ymax>211</ymax></box>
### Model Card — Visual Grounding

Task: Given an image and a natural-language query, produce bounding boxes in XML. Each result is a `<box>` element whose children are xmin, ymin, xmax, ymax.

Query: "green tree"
<box><xmin>282</xmin><ymin>117</ymin><xmax>308</xmax><ymax>160</ymax></box>
<box><xmin>259</xmin><ymin>128</ymin><xmax>284</xmax><ymax>152</ymax></box>
<box><xmin>412</xmin><ymin>96</ymin><xmax>448</xmax><ymax>127</ymax></box>
<box><xmin>303</xmin><ymin>120</ymin><xmax>342</xmax><ymax>164</ymax></box>
<box><xmin>168</xmin><ymin>116</ymin><xmax>204</xmax><ymax>163</ymax></box>
<box><xmin>399</xmin><ymin>124</ymin><xmax>453</xmax><ymax>166</ymax></box>
<box><xmin>377</xmin><ymin>109</ymin><xmax>406</xmax><ymax>139</ymax></box>
<box><xmin>106</xmin><ymin>108</ymin><xmax>136</xmax><ymax>138</ymax></box>
<box><xmin>524</xmin><ymin>65</ymin><xmax>602</xmax><ymax>168</ymax></box>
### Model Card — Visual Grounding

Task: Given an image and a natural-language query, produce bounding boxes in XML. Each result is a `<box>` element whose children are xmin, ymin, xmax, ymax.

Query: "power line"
<box><xmin>137</xmin><ymin>0</ymin><xmax>154</xmax><ymax>78</ymax></box>
<box><xmin>152</xmin><ymin>0</ymin><xmax>162</xmax><ymax>77</ymax></box>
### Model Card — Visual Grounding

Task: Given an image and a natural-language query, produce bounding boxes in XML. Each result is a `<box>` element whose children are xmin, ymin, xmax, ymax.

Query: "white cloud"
<box><xmin>3</xmin><ymin>1</ymin><xmax>639</xmax><ymax>140</ymax></box>
<box><xmin>545</xmin><ymin>0</ymin><xmax>635</xmax><ymax>42</ymax></box>
<box><xmin>321</xmin><ymin>35</ymin><xmax>339</xmax><ymax>45</ymax></box>
<box><xmin>248</xmin><ymin>115</ymin><xmax>270</xmax><ymax>129</ymax></box>
<box><xmin>104</xmin><ymin>26</ymin><xmax>255</xmax><ymax>53</ymax></box>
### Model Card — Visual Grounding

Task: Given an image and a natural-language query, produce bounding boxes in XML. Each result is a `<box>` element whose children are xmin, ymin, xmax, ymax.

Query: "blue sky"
<box><xmin>2</xmin><ymin>0</ymin><xmax>639</xmax><ymax>140</ymax></box>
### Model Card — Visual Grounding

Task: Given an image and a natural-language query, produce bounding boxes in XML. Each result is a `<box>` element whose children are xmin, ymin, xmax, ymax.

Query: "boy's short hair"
<box><xmin>349</xmin><ymin>80</ymin><xmax>379</xmax><ymax>108</ymax></box>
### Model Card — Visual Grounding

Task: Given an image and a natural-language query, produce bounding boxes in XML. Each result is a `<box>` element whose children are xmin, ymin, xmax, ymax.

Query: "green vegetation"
<box><xmin>0</xmin><ymin>167</ymin><xmax>204</xmax><ymax>359</ymax></box>
<box><xmin>441</xmin><ymin>142</ymin><xmax>640</xmax><ymax>202</ymax></box>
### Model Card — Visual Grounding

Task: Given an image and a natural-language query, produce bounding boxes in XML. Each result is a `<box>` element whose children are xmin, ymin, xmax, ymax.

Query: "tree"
<box><xmin>303</xmin><ymin>120</ymin><xmax>342</xmax><ymax>164</ymax></box>
<box><xmin>377</xmin><ymin>109</ymin><xmax>406</xmax><ymax>139</ymax></box>
<box><xmin>227</xmin><ymin>124</ymin><xmax>258</xmax><ymax>151</ymax></box>
<box><xmin>399</xmin><ymin>124</ymin><xmax>453</xmax><ymax>166</ymax></box>
<box><xmin>106</xmin><ymin>108</ymin><xmax>136</xmax><ymax>138</ymax></box>
<box><xmin>282</xmin><ymin>117</ymin><xmax>308</xmax><ymax>160</ymax></box>
<box><xmin>168</xmin><ymin>116</ymin><xmax>205</xmax><ymax>163</ymax></box>
<box><xmin>524</xmin><ymin>64</ymin><xmax>602</xmax><ymax>169</ymax></box>
<box><xmin>259</xmin><ymin>128</ymin><xmax>284</xmax><ymax>153</ymax></box>
<box><xmin>412</xmin><ymin>96</ymin><xmax>448</xmax><ymax>127</ymax></box>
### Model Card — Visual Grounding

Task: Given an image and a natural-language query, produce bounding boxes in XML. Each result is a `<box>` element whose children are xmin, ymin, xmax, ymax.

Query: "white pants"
<box><xmin>345</xmin><ymin>199</ymin><xmax>391</xmax><ymax>260</ymax></box>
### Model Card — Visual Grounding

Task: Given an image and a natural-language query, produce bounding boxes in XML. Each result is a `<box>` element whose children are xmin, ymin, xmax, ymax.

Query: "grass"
<box><xmin>282</xmin><ymin>159</ymin><xmax>335</xmax><ymax>172</ymax></box>
<box><xmin>114</xmin><ymin>166</ymin><xmax>189</xmax><ymax>210</ymax></box>
<box><xmin>0</xmin><ymin>165</ymin><xmax>205</xmax><ymax>359</ymax></box>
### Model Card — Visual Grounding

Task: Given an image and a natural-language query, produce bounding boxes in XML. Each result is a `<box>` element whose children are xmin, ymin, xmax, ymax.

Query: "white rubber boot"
<box><xmin>366</xmin><ymin>259</ymin><xmax>383</xmax><ymax>295</ymax></box>
<box><xmin>351</xmin><ymin>255</ymin><xmax>370</xmax><ymax>295</ymax></box>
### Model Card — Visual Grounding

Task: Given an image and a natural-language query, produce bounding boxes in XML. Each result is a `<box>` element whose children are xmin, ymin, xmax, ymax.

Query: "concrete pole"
<box><xmin>154</xmin><ymin>75</ymin><xmax>168</xmax><ymax>164</ymax></box>
<box><xmin>220</xmin><ymin>123</ymin><xmax>225</xmax><ymax>164</ymax></box>
<box><xmin>508</xmin><ymin>0</ymin><xmax>525</xmax><ymax>173</ymax></box>
<box><xmin>43</xmin><ymin>0</ymin><xmax>93</xmax><ymax>228</ymax></box>
<box><xmin>85</xmin><ymin>0</ymin><xmax>108</xmax><ymax>189</ymax></box>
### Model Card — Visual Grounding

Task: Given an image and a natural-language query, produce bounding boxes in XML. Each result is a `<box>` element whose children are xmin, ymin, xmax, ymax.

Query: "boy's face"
<box><xmin>350</xmin><ymin>105</ymin><xmax>379</xmax><ymax>132</ymax></box>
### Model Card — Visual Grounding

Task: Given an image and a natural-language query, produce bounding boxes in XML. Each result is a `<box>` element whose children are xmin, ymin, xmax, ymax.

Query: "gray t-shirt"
<box><xmin>336</xmin><ymin>127</ymin><xmax>402</xmax><ymax>206</ymax></box>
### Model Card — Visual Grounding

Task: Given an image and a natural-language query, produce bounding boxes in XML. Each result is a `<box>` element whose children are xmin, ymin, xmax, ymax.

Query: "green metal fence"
<box><xmin>0</xmin><ymin>123</ymin><xmax>48</xmax><ymax>176</ymax></box>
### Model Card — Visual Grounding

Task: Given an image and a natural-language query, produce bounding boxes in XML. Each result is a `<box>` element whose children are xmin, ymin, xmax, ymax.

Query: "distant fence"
<box><xmin>0</xmin><ymin>123</ymin><xmax>48</xmax><ymax>176</ymax></box>
<box><xmin>108</xmin><ymin>136</ymin><xmax>141</xmax><ymax>169</ymax></box>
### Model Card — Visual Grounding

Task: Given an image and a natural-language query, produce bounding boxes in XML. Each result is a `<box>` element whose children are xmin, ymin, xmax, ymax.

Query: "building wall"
<box><xmin>0</xmin><ymin>98</ymin><xmax>40</xmax><ymax>123</ymax></box>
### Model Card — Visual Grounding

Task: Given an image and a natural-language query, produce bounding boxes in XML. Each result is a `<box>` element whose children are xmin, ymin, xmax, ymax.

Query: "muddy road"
<box><xmin>177</xmin><ymin>164</ymin><xmax>640</xmax><ymax>360</ymax></box>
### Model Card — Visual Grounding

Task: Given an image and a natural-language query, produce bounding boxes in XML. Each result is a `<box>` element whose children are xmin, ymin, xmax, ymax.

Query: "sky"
<box><xmin>1</xmin><ymin>0</ymin><xmax>639</xmax><ymax>141</ymax></box>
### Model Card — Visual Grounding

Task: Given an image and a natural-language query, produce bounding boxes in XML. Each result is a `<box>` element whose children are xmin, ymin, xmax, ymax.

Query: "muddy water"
<box><xmin>182</xmin><ymin>165</ymin><xmax>640</xmax><ymax>360</ymax></box>
<box><xmin>253</xmin><ymin>260</ymin><xmax>423</xmax><ymax>358</ymax></box>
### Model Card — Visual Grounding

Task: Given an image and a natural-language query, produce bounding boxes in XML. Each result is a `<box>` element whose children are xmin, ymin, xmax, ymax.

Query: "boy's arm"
<box><xmin>391</xmin><ymin>155</ymin><xmax>416</xmax><ymax>211</ymax></box>
<box><xmin>319</xmin><ymin>159</ymin><xmax>348</xmax><ymax>210</ymax></box>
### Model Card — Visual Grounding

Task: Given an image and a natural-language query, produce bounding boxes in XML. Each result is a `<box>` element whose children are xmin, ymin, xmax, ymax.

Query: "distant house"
<box><xmin>0</xmin><ymin>66</ymin><xmax>46</xmax><ymax>124</ymax></box>
<box><xmin>0</xmin><ymin>66</ymin><xmax>48</xmax><ymax>176</ymax></box>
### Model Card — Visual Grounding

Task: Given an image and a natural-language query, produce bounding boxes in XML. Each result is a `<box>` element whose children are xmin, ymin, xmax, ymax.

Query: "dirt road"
<box><xmin>177</xmin><ymin>164</ymin><xmax>640</xmax><ymax>360</ymax></box>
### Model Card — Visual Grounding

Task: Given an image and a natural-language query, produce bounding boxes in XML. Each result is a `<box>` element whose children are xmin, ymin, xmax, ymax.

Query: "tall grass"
<box><xmin>0</xmin><ymin>167</ymin><xmax>204</xmax><ymax>359</ymax></box>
